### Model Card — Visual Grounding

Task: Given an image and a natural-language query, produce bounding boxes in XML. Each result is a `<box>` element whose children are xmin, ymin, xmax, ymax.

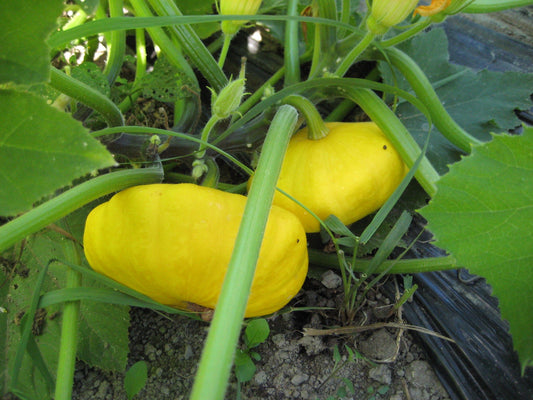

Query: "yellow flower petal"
<box><xmin>415</xmin><ymin>0</ymin><xmax>452</xmax><ymax>16</ymax></box>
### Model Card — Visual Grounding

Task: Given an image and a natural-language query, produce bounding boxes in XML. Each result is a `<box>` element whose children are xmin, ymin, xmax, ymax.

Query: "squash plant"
<box><xmin>1</xmin><ymin>0</ymin><xmax>533</xmax><ymax>399</ymax></box>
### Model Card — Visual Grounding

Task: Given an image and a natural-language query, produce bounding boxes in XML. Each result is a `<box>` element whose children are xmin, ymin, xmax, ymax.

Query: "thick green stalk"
<box><xmin>48</xmin><ymin>67</ymin><xmax>124</xmax><ymax>126</ymax></box>
<box><xmin>379</xmin><ymin>19</ymin><xmax>432</xmax><ymax>48</ymax></box>
<box><xmin>189</xmin><ymin>105</ymin><xmax>299</xmax><ymax>400</ymax></box>
<box><xmin>0</xmin><ymin>167</ymin><xmax>163</xmax><ymax>253</ymax></box>
<box><xmin>317</xmin><ymin>0</ymin><xmax>338</xmax><ymax>51</ymax></box>
<box><xmin>103</xmin><ymin>0</ymin><xmax>126</xmax><ymax>84</ymax></box>
<box><xmin>341</xmin><ymin>87</ymin><xmax>439</xmax><ymax>197</ymax></box>
<box><xmin>95</xmin><ymin>2</ymin><xmax>111</xmax><ymax>50</ymax></box>
<box><xmin>464</xmin><ymin>0</ymin><xmax>533</xmax><ymax>13</ymax></box>
<box><xmin>133</xmin><ymin>28</ymin><xmax>147</xmax><ymax>86</ymax></box>
<box><xmin>308</xmin><ymin>2</ymin><xmax>322</xmax><ymax>79</ymax></box>
<box><xmin>334</xmin><ymin>31</ymin><xmax>375</xmax><ymax>77</ymax></box>
<box><xmin>282</xmin><ymin>95</ymin><xmax>329</xmax><ymax>139</ymax></box>
<box><xmin>54</xmin><ymin>236</ymin><xmax>82</xmax><ymax>400</ymax></box>
<box><xmin>309</xmin><ymin>0</ymin><xmax>339</xmax><ymax>78</ymax></box>
<box><xmin>379</xmin><ymin>47</ymin><xmax>483</xmax><ymax>152</ymax></box>
<box><xmin>284</xmin><ymin>0</ymin><xmax>301</xmax><ymax>86</ymax></box>
<box><xmin>147</xmin><ymin>0</ymin><xmax>228</xmax><ymax>91</ymax></box>
<box><xmin>118</xmin><ymin>28</ymin><xmax>147</xmax><ymax>113</ymax></box>
<box><xmin>338</xmin><ymin>0</ymin><xmax>352</xmax><ymax>38</ymax></box>
<box><xmin>309</xmin><ymin>249</ymin><xmax>458</xmax><ymax>273</ymax></box>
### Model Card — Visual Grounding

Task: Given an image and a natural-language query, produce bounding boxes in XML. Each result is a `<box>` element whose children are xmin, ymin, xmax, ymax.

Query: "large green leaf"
<box><xmin>0</xmin><ymin>90</ymin><xmax>116</xmax><ymax>217</ymax></box>
<box><xmin>0</xmin><ymin>0</ymin><xmax>64</xmax><ymax>85</ymax></box>
<box><xmin>4</xmin><ymin>232</ymin><xmax>68</xmax><ymax>399</ymax></box>
<box><xmin>420</xmin><ymin>127</ymin><xmax>533</xmax><ymax>372</ymax></box>
<box><xmin>380</xmin><ymin>28</ymin><xmax>533</xmax><ymax>173</ymax></box>
<box><xmin>1</xmin><ymin>209</ymin><xmax>131</xmax><ymax>397</ymax></box>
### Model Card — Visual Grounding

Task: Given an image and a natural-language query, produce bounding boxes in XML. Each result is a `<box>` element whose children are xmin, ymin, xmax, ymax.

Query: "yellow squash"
<box><xmin>266</xmin><ymin>122</ymin><xmax>408</xmax><ymax>233</ymax></box>
<box><xmin>83</xmin><ymin>184</ymin><xmax>308</xmax><ymax>317</ymax></box>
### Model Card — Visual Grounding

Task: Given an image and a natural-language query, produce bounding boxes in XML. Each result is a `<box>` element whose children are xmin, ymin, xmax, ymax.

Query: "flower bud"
<box><xmin>220</xmin><ymin>0</ymin><xmax>263</xmax><ymax>36</ymax></box>
<box><xmin>366</xmin><ymin>0</ymin><xmax>419</xmax><ymax>35</ymax></box>
<box><xmin>211</xmin><ymin>78</ymin><xmax>246</xmax><ymax>119</ymax></box>
<box><xmin>191</xmin><ymin>159</ymin><xmax>208</xmax><ymax>181</ymax></box>
<box><xmin>211</xmin><ymin>60</ymin><xmax>246</xmax><ymax>119</ymax></box>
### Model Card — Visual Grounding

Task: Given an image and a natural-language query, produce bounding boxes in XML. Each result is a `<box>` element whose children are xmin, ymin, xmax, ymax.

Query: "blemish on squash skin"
<box><xmin>185</xmin><ymin>302</ymin><xmax>214</xmax><ymax>322</ymax></box>
<box><xmin>383</xmin><ymin>145</ymin><xmax>388</xmax><ymax>150</ymax></box>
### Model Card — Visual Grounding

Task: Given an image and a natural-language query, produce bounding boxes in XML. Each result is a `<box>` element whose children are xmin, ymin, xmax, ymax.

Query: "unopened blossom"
<box><xmin>220</xmin><ymin>0</ymin><xmax>262</xmax><ymax>36</ymax></box>
<box><xmin>366</xmin><ymin>0</ymin><xmax>419</xmax><ymax>35</ymax></box>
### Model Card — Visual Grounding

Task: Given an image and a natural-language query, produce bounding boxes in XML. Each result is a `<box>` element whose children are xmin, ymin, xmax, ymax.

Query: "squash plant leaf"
<box><xmin>420</xmin><ymin>127</ymin><xmax>533</xmax><ymax>372</ymax></box>
<box><xmin>1</xmin><ymin>210</ymin><xmax>130</xmax><ymax>397</ymax></box>
<box><xmin>3</xmin><ymin>232</ymin><xmax>67</xmax><ymax>399</ymax></box>
<box><xmin>379</xmin><ymin>28</ymin><xmax>533</xmax><ymax>173</ymax></box>
<box><xmin>76</xmin><ymin>286</ymin><xmax>131</xmax><ymax>371</ymax></box>
<box><xmin>0</xmin><ymin>90</ymin><xmax>116</xmax><ymax>217</ymax></box>
<box><xmin>0</xmin><ymin>0</ymin><xmax>64</xmax><ymax>85</ymax></box>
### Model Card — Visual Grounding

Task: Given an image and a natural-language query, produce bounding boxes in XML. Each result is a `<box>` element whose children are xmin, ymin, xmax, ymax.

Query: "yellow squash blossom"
<box><xmin>415</xmin><ymin>0</ymin><xmax>451</xmax><ymax>16</ymax></box>
<box><xmin>220</xmin><ymin>0</ymin><xmax>262</xmax><ymax>36</ymax></box>
<box><xmin>367</xmin><ymin>0</ymin><xmax>462</xmax><ymax>34</ymax></box>
<box><xmin>416</xmin><ymin>0</ymin><xmax>473</xmax><ymax>18</ymax></box>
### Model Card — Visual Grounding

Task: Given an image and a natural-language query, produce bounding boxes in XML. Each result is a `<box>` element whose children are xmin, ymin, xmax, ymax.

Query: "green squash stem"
<box><xmin>190</xmin><ymin>105</ymin><xmax>299</xmax><ymax>400</ymax></box>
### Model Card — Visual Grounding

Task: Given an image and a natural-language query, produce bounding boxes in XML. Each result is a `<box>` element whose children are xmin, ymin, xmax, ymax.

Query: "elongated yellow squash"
<box><xmin>83</xmin><ymin>184</ymin><xmax>308</xmax><ymax>317</ymax></box>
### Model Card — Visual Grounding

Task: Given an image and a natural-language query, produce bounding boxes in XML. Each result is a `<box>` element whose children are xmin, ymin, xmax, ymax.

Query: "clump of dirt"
<box><xmin>72</xmin><ymin>271</ymin><xmax>451</xmax><ymax>400</ymax></box>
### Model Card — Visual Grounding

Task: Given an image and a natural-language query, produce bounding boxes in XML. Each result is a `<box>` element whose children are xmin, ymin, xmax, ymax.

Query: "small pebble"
<box><xmin>184</xmin><ymin>344</ymin><xmax>193</xmax><ymax>360</ymax></box>
<box><xmin>369</xmin><ymin>364</ymin><xmax>392</xmax><ymax>385</ymax></box>
<box><xmin>321</xmin><ymin>270</ymin><xmax>342</xmax><ymax>289</ymax></box>
<box><xmin>291</xmin><ymin>373</ymin><xmax>309</xmax><ymax>386</ymax></box>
